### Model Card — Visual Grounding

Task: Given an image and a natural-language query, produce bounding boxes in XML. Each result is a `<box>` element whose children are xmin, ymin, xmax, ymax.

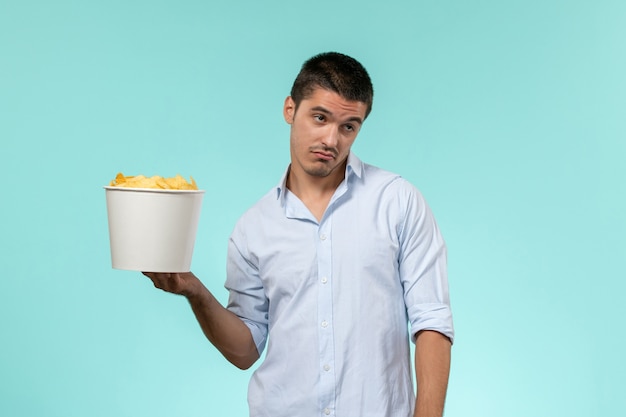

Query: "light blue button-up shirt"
<box><xmin>226</xmin><ymin>153</ymin><xmax>453</xmax><ymax>417</ymax></box>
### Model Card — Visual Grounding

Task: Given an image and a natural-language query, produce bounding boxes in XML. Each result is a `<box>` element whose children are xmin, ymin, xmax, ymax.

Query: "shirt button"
<box><xmin>323</xmin><ymin>364</ymin><xmax>330</xmax><ymax>371</ymax></box>
<box><xmin>320</xmin><ymin>233</ymin><xmax>327</xmax><ymax>241</ymax></box>
<box><xmin>321</xmin><ymin>277</ymin><xmax>328</xmax><ymax>284</ymax></box>
<box><xmin>324</xmin><ymin>408</ymin><xmax>331</xmax><ymax>415</ymax></box>
<box><xmin>321</xmin><ymin>320</ymin><xmax>328</xmax><ymax>328</ymax></box>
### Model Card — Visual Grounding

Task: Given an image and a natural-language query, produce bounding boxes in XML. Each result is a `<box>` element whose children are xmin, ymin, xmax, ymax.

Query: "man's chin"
<box><xmin>303</xmin><ymin>157</ymin><xmax>348</xmax><ymax>178</ymax></box>
<box><xmin>304</xmin><ymin>167</ymin><xmax>332</xmax><ymax>177</ymax></box>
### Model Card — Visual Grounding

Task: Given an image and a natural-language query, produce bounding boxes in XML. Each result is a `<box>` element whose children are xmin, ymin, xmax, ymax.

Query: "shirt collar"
<box><xmin>275</xmin><ymin>152</ymin><xmax>363</xmax><ymax>205</ymax></box>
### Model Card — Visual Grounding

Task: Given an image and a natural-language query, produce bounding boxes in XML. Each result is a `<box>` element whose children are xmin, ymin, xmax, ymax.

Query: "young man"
<box><xmin>144</xmin><ymin>52</ymin><xmax>454</xmax><ymax>417</ymax></box>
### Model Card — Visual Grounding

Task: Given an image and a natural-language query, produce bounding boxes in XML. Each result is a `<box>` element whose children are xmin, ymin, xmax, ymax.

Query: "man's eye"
<box><xmin>314</xmin><ymin>114</ymin><xmax>325</xmax><ymax>122</ymax></box>
<box><xmin>344</xmin><ymin>124</ymin><xmax>355</xmax><ymax>132</ymax></box>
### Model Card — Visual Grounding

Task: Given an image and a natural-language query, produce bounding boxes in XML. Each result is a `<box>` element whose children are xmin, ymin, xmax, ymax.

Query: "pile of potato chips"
<box><xmin>109</xmin><ymin>173</ymin><xmax>198</xmax><ymax>190</ymax></box>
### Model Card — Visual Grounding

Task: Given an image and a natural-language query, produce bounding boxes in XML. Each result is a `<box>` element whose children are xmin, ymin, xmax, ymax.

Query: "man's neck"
<box><xmin>286</xmin><ymin>163</ymin><xmax>346</xmax><ymax>221</ymax></box>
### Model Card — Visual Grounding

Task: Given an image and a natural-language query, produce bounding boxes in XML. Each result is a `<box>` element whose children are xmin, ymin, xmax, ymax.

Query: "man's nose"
<box><xmin>321</xmin><ymin>125</ymin><xmax>340</xmax><ymax>148</ymax></box>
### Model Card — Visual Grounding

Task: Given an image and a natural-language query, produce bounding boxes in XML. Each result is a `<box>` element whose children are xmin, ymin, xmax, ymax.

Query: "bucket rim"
<box><xmin>104</xmin><ymin>186</ymin><xmax>205</xmax><ymax>194</ymax></box>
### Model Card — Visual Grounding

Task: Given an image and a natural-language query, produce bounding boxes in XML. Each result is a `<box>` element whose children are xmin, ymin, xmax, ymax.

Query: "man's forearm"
<box><xmin>143</xmin><ymin>271</ymin><xmax>259</xmax><ymax>369</ymax></box>
<box><xmin>413</xmin><ymin>330</ymin><xmax>452</xmax><ymax>417</ymax></box>
<box><xmin>186</xmin><ymin>284</ymin><xmax>259</xmax><ymax>370</ymax></box>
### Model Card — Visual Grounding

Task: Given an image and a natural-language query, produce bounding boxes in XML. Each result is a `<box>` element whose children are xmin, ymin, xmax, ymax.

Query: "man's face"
<box><xmin>284</xmin><ymin>88</ymin><xmax>368</xmax><ymax>181</ymax></box>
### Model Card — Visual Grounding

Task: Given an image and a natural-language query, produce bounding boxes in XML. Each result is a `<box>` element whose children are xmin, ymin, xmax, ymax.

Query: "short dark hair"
<box><xmin>290</xmin><ymin>52</ymin><xmax>374</xmax><ymax>119</ymax></box>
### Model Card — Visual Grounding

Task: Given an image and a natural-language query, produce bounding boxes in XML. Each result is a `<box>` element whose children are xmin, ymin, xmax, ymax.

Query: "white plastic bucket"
<box><xmin>104</xmin><ymin>186</ymin><xmax>205</xmax><ymax>272</ymax></box>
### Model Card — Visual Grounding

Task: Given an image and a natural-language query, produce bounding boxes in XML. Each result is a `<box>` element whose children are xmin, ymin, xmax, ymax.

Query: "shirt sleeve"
<box><xmin>225</xmin><ymin>222</ymin><xmax>270</xmax><ymax>355</ymax></box>
<box><xmin>396</xmin><ymin>181</ymin><xmax>454</xmax><ymax>344</ymax></box>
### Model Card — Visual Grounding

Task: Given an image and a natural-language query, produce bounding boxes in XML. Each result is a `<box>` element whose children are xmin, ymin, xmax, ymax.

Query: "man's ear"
<box><xmin>283</xmin><ymin>96</ymin><xmax>295</xmax><ymax>124</ymax></box>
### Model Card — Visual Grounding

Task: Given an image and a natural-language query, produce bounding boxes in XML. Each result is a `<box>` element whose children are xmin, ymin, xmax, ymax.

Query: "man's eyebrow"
<box><xmin>310</xmin><ymin>106</ymin><xmax>363</xmax><ymax>125</ymax></box>
<box><xmin>311</xmin><ymin>106</ymin><xmax>332</xmax><ymax>115</ymax></box>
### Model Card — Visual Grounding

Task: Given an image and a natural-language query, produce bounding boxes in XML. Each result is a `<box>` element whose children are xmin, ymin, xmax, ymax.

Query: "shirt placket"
<box><xmin>317</xmin><ymin>214</ymin><xmax>335</xmax><ymax>417</ymax></box>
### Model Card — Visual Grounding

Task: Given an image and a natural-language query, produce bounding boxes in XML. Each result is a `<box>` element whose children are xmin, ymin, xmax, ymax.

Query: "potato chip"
<box><xmin>109</xmin><ymin>173</ymin><xmax>198</xmax><ymax>190</ymax></box>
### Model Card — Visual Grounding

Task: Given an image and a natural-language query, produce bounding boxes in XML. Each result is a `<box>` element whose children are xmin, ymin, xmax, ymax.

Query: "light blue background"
<box><xmin>1</xmin><ymin>1</ymin><xmax>624</xmax><ymax>416</ymax></box>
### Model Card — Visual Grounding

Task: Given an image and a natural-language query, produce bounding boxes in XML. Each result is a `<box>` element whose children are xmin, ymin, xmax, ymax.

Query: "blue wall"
<box><xmin>1</xmin><ymin>1</ymin><xmax>624</xmax><ymax>416</ymax></box>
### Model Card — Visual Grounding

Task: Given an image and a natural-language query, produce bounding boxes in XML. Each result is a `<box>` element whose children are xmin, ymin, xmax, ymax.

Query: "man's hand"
<box><xmin>142</xmin><ymin>271</ymin><xmax>202</xmax><ymax>298</ymax></box>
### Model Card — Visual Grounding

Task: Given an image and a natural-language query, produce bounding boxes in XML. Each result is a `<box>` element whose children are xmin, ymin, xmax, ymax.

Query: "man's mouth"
<box><xmin>311</xmin><ymin>148</ymin><xmax>337</xmax><ymax>161</ymax></box>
